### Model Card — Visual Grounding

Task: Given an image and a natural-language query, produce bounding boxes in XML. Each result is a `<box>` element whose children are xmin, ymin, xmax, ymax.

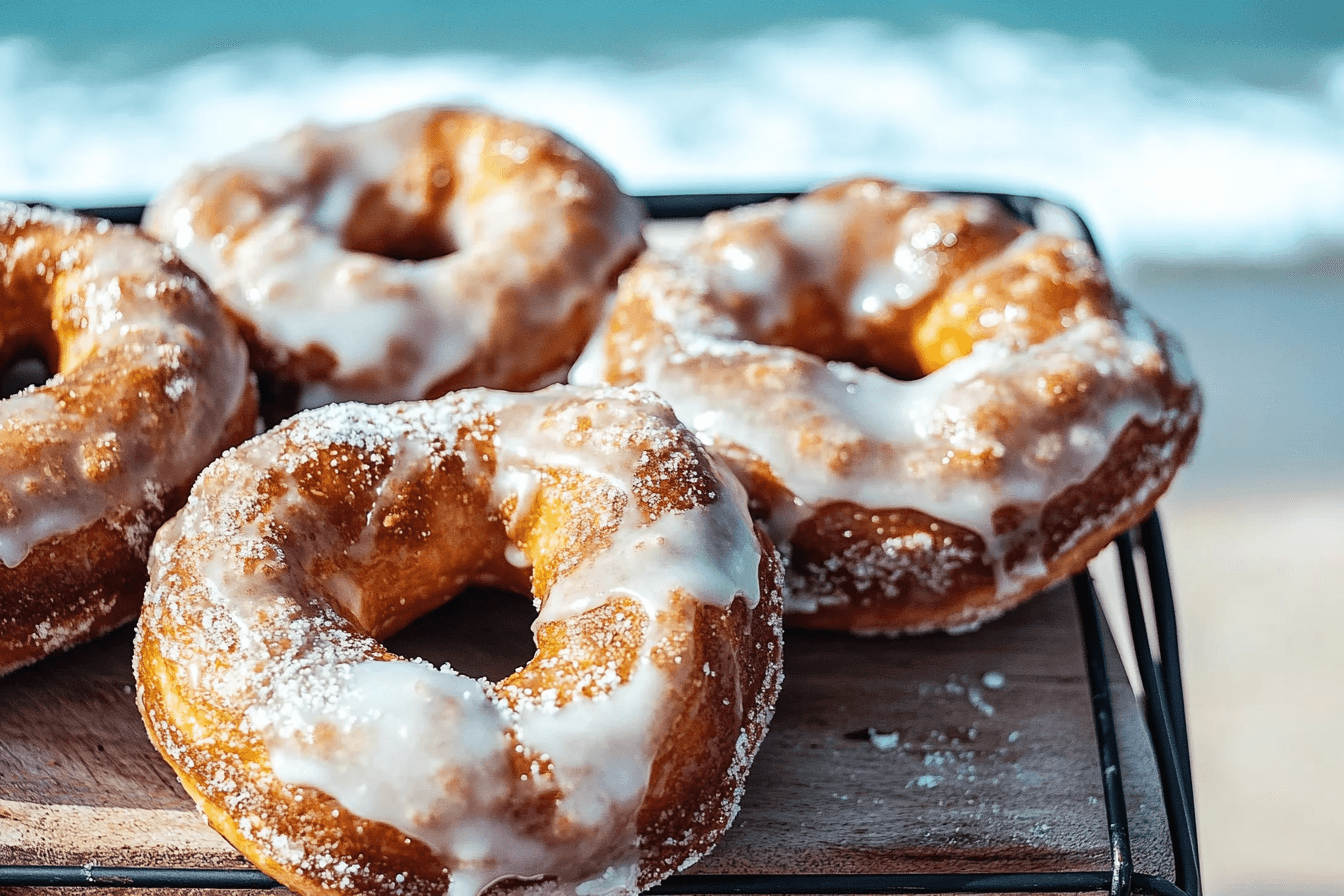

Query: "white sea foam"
<box><xmin>3</xmin><ymin>20</ymin><xmax>1343</xmax><ymax>266</ymax></box>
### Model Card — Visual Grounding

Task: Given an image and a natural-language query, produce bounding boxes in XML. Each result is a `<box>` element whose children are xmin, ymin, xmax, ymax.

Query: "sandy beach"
<box><xmin>1161</xmin><ymin>493</ymin><xmax>1344</xmax><ymax>895</ymax></box>
<box><xmin>1114</xmin><ymin>257</ymin><xmax>1344</xmax><ymax>895</ymax></box>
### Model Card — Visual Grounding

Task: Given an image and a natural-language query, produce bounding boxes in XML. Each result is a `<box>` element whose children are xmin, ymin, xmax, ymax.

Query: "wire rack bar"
<box><xmin>63</xmin><ymin>190</ymin><xmax>1091</xmax><ymax>236</ymax></box>
<box><xmin>0</xmin><ymin>866</ymin><xmax>1195</xmax><ymax>895</ymax></box>
<box><xmin>642</xmin><ymin>193</ymin><xmax>801</xmax><ymax>220</ymax></box>
<box><xmin>1132</xmin><ymin>516</ymin><xmax>1202</xmax><ymax>894</ymax></box>
<box><xmin>0</xmin><ymin>865</ymin><xmax>1199</xmax><ymax>895</ymax></box>
<box><xmin>1073</xmin><ymin>571</ymin><xmax>1134</xmax><ymax>896</ymax></box>
<box><xmin>1139</xmin><ymin>515</ymin><xmax>1196</xmax><ymax>811</ymax></box>
<box><xmin>59</xmin><ymin>204</ymin><xmax>144</xmax><ymax>225</ymax></box>
<box><xmin>0</xmin><ymin>867</ymin><xmax>279</xmax><ymax>889</ymax></box>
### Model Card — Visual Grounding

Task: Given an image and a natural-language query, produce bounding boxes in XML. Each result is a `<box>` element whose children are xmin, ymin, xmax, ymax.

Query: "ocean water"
<box><xmin>2</xmin><ymin>6</ymin><xmax>1343</xmax><ymax>271</ymax></box>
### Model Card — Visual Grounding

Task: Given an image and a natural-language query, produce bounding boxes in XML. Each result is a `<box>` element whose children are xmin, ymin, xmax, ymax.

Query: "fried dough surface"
<box><xmin>146</xmin><ymin>106</ymin><xmax>646</xmax><ymax>417</ymax></box>
<box><xmin>572</xmin><ymin>178</ymin><xmax>1201</xmax><ymax>633</ymax></box>
<box><xmin>135</xmin><ymin>386</ymin><xmax>784</xmax><ymax>896</ymax></box>
<box><xmin>0</xmin><ymin>202</ymin><xmax>256</xmax><ymax>674</ymax></box>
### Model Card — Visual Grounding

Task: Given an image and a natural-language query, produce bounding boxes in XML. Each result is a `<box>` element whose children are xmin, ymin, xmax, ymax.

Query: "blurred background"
<box><xmin>3</xmin><ymin>2</ymin><xmax>1342</xmax><ymax>893</ymax></box>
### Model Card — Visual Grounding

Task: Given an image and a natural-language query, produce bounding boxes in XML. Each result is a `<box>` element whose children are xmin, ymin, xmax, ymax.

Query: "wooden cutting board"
<box><xmin>0</xmin><ymin>581</ymin><xmax>1174</xmax><ymax>892</ymax></box>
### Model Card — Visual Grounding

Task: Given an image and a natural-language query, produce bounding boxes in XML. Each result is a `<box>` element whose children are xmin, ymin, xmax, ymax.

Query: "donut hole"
<box><xmin>691</xmin><ymin>186</ymin><xmax>1049</xmax><ymax>383</ymax></box>
<box><xmin>338</xmin><ymin>183</ymin><xmax>459</xmax><ymax>262</ymax></box>
<box><xmin>1</xmin><ymin>353</ymin><xmax>54</xmax><ymax>397</ymax></box>
<box><xmin>381</xmin><ymin>587</ymin><xmax>538</xmax><ymax>682</ymax></box>
<box><xmin>716</xmin><ymin>286</ymin><xmax>933</xmax><ymax>383</ymax></box>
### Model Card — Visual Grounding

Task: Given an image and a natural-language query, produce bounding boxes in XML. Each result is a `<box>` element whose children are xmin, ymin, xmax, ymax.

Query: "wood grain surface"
<box><xmin>0</xmin><ymin>580</ymin><xmax>1175</xmax><ymax>892</ymax></box>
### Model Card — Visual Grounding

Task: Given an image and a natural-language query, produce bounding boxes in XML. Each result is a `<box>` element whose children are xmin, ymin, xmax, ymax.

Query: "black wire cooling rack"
<box><xmin>0</xmin><ymin>193</ymin><xmax>1202</xmax><ymax>895</ymax></box>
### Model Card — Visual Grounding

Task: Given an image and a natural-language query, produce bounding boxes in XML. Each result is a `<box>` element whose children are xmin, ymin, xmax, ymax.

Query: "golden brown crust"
<box><xmin>0</xmin><ymin>203</ymin><xmax>257</xmax><ymax>675</ymax></box>
<box><xmin>144</xmin><ymin>106</ymin><xmax>646</xmax><ymax>418</ymax></box>
<box><xmin>571</xmin><ymin>178</ymin><xmax>1202</xmax><ymax>634</ymax></box>
<box><xmin>135</xmin><ymin>387</ymin><xmax>784</xmax><ymax>896</ymax></box>
<box><xmin>775</xmin><ymin>356</ymin><xmax>1201</xmax><ymax>635</ymax></box>
<box><xmin>780</xmin><ymin>396</ymin><xmax>1201</xmax><ymax>633</ymax></box>
<box><xmin>630</xmin><ymin>533</ymin><xmax>783</xmax><ymax>884</ymax></box>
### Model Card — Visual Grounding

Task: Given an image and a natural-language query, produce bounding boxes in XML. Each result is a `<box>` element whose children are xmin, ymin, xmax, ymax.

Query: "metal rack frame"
<box><xmin>1</xmin><ymin>194</ymin><xmax>1201</xmax><ymax>895</ymax></box>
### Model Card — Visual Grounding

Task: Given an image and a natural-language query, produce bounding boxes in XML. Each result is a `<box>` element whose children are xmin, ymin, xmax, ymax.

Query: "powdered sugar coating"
<box><xmin>135</xmin><ymin>386</ymin><xmax>783</xmax><ymax>896</ymax></box>
<box><xmin>571</xmin><ymin>179</ymin><xmax>1201</xmax><ymax>632</ymax></box>
<box><xmin>144</xmin><ymin>106</ymin><xmax>646</xmax><ymax>408</ymax></box>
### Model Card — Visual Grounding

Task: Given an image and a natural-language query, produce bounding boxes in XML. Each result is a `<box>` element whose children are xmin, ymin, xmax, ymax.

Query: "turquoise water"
<box><xmin>3</xmin><ymin>3</ymin><xmax>1343</xmax><ymax>267</ymax></box>
<box><xmin>8</xmin><ymin>0</ymin><xmax>1342</xmax><ymax>90</ymax></box>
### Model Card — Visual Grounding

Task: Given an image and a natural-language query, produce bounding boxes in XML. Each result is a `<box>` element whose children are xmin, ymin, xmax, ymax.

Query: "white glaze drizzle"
<box><xmin>144</xmin><ymin>107</ymin><xmax>646</xmax><ymax>406</ymax></box>
<box><xmin>144</xmin><ymin>386</ymin><xmax>767</xmax><ymax>896</ymax></box>
<box><xmin>0</xmin><ymin>202</ymin><xmax>252</xmax><ymax>569</ymax></box>
<box><xmin>570</xmin><ymin>185</ymin><xmax>1198</xmax><ymax>601</ymax></box>
<box><xmin>473</xmin><ymin>390</ymin><xmax>761</xmax><ymax>625</ymax></box>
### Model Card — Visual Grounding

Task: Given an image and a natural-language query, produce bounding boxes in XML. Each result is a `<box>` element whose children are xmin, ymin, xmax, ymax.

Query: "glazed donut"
<box><xmin>571</xmin><ymin>178</ymin><xmax>1201</xmax><ymax>634</ymax></box>
<box><xmin>0</xmin><ymin>202</ymin><xmax>257</xmax><ymax>675</ymax></box>
<box><xmin>134</xmin><ymin>386</ymin><xmax>784</xmax><ymax>896</ymax></box>
<box><xmin>144</xmin><ymin>106</ymin><xmax>646</xmax><ymax>417</ymax></box>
